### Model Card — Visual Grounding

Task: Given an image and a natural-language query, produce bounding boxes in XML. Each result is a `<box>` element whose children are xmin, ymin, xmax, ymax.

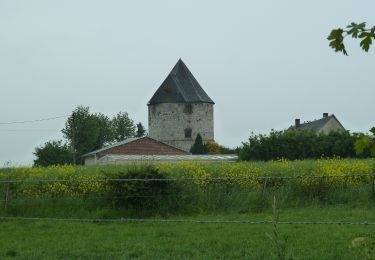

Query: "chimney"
<box><xmin>323</xmin><ymin>113</ymin><xmax>329</xmax><ymax>118</ymax></box>
<box><xmin>295</xmin><ymin>119</ymin><xmax>300</xmax><ymax>127</ymax></box>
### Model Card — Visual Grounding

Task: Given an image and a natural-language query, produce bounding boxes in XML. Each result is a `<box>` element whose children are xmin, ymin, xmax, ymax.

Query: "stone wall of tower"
<box><xmin>148</xmin><ymin>103</ymin><xmax>214</xmax><ymax>152</ymax></box>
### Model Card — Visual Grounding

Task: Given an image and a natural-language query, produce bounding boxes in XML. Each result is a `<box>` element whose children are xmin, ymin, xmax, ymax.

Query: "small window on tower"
<box><xmin>184</xmin><ymin>128</ymin><xmax>192</xmax><ymax>138</ymax></box>
<box><xmin>184</xmin><ymin>104</ymin><xmax>193</xmax><ymax>114</ymax></box>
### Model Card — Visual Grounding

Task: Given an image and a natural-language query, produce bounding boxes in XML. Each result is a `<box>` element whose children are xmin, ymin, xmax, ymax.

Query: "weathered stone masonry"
<box><xmin>148</xmin><ymin>103</ymin><xmax>214</xmax><ymax>152</ymax></box>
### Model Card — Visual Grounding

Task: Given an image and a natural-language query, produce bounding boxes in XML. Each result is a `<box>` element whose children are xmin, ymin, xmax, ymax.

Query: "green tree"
<box><xmin>62</xmin><ymin>106</ymin><xmax>112</xmax><ymax>164</ymax></box>
<box><xmin>93</xmin><ymin>113</ymin><xmax>112</xmax><ymax>147</ymax></box>
<box><xmin>190</xmin><ymin>134</ymin><xmax>208</xmax><ymax>154</ymax></box>
<box><xmin>135</xmin><ymin>122</ymin><xmax>146</xmax><ymax>137</ymax></box>
<box><xmin>328</xmin><ymin>22</ymin><xmax>375</xmax><ymax>55</ymax></box>
<box><xmin>33</xmin><ymin>140</ymin><xmax>73</xmax><ymax>167</ymax></box>
<box><xmin>111</xmin><ymin>112</ymin><xmax>136</xmax><ymax>142</ymax></box>
<box><xmin>354</xmin><ymin>127</ymin><xmax>375</xmax><ymax>157</ymax></box>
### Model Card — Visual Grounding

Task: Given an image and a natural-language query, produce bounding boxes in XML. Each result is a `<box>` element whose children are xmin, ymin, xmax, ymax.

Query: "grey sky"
<box><xmin>1</xmin><ymin>0</ymin><xmax>374</xmax><ymax>166</ymax></box>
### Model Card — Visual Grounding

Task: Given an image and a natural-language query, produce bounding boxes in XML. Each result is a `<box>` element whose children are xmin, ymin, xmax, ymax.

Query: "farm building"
<box><xmin>96</xmin><ymin>154</ymin><xmax>238</xmax><ymax>165</ymax></box>
<box><xmin>82</xmin><ymin>137</ymin><xmax>188</xmax><ymax>165</ymax></box>
<box><xmin>82</xmin><ymin>136</ymin><xmax>237</xmax><ymax>165</ymax></box>
<box><xmin>148</xmin><ymin>59</ymin><xmax>215</xmax><ymax>152</ymax></box>
<box><xmin>290</xmin><ymin>113</ymin><xmax>345</xmax><ymax>134</ymax></box>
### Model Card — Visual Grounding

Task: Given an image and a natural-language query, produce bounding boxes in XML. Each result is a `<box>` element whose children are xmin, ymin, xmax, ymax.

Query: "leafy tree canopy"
<box><xmin>328</xmin><ymin>22</ymin><xmax>375</xmax><ymax>55</ymax></box>
<box><xmin>111</xmin><ymin>112</ymin><xmax>136</xmax><ymax>142</ymax></box>
<box><xmin>354</xmin><ymin>127</ymin><xmax>375</xmax><ymax>157</ymax></box>
<box><xmin>33</xmin><ymin>140</ymin><xmax>73</xmax><ymax>167</ymax></box>
<box><xmin>60</xmin><ymin>106</ymin><xmax>138</xmax><ymax>164</ymax></box>
<box><xmin>35</xmin><ymin>106</ymin><xmax>141</xmax><ymax>166</ymax></box>
<box><xmin>62</xmin><ymin>106</ymin><xmax>108</xmax><ymax>163</ymax></box>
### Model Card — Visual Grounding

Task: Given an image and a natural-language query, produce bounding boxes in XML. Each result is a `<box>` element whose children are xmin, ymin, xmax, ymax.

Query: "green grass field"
<box><xmin>1</xmin><ymin>206</ymin><xmax>375</xmax><ymax>259</ymax></box>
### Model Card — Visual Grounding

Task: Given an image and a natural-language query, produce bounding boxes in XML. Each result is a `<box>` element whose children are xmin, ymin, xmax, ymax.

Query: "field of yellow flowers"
<box><xmin>0</xmin><ymin>158</ymin><xmax>373</xmax><ymax>219</ymax></box>
<box><xmin>0</xmin><ymin>158</ymin><xmax>373</xmax><ymax>196</ymax></box>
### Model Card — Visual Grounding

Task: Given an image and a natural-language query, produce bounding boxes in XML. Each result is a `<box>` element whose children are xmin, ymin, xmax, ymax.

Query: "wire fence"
<box><xmin>0</xmin><ymin>173</ymin><xmax>374</xmax><ymax>183</ymax></box>
<box><xmin>1</xmin><ymin>216</ymin><xmax>374</xmax><ymax>225</ymax></box>
<box><xmin>1</xmin><ymin>174</ymin><xmax>375</xmax><ymax>225</ymax></box>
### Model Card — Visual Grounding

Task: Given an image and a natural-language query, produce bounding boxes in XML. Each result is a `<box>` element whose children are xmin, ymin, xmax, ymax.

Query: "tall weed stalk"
<box><xmin>266</xmin><ymin>196</ymin><xmax>290</xmax><ymax>260</ymax></box>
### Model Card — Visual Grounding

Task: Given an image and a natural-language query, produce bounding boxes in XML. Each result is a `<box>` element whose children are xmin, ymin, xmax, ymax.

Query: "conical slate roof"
<box><xmin>148</xmin><ymin>59</ymin><xmax>214</xmax><ymax>105</ymax></box>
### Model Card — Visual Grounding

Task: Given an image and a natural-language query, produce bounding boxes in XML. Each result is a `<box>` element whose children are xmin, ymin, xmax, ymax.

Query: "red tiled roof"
<box><xmin>95</xmin><ymin>137</ymin><xmax>189</xmax><ymax>158</ymax></box>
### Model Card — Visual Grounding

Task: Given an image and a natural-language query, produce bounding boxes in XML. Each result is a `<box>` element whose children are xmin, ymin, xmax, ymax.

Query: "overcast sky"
<box><xmin>1</xmin><ymin>0</ymin><xmax>374</xmax><ymax>166</ymax></box>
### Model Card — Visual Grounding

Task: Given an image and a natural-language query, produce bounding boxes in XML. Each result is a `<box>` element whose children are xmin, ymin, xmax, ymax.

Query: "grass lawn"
<box><xmin>1</xmin><ymin>206</ymin><xmax>375</xmax><ymax>259</ymax></box>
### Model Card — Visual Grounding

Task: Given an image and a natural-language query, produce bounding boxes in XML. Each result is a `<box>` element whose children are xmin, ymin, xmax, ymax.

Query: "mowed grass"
<box><xmin>1</xmin><ymin>206</ymin><xmax>375</xmax><ymax>259</ymax></box>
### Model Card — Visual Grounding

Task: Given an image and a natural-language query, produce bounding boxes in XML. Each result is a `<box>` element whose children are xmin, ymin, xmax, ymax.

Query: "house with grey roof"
<box><xmin>148</xmin><ymin>59</ymin><xmax>215</xmax><ymax>152</ymax></box>
<box><xmin>290</xmin><ymin>113</ymin><xmax>345</xmax><ymax>134</ymax></box>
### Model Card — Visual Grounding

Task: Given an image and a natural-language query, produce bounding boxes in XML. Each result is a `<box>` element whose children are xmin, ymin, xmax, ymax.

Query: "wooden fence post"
<box><xmin>262</xmin><ymin>179</ymin><xmax>268</xmax><ymax>198</ymax></box>
<box><xmin>3</xmin><ymin>183</ymin><xmax>10</xmax><ymax>210</ymax></box>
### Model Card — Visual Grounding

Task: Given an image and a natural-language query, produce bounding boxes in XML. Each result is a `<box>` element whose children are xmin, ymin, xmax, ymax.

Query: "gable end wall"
<box><xmin>318</xmin><ymin>118</ymin><xmax>346</xmax><ymax>134</ymax></box>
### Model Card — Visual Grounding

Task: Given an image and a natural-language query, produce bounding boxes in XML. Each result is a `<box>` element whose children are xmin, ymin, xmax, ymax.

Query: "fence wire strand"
<box><xmin>0</xmin><ymin>216</ymin><xmax>374</xmax><ymax>225</ymax></box>
<box><xmin>0</xmin><ymin>173</ymin><xmax>374</xmax><ymax>184</ymax></box>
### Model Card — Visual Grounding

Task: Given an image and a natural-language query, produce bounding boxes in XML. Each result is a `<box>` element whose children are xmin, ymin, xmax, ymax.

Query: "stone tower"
<box><xmin>148</xmin><ymin>59</ymin><xmax>214</xmax><ymax>152</ymax></box>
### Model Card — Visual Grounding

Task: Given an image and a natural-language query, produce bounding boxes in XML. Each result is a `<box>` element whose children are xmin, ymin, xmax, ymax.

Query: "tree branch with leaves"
<box><xmin>355</xmin><ymin>127</ymin><xmax>375</xmax><ymax>157</ymax></box>
<box><xmin>328</xmin><ymin>22</ymin><xmax>375</xmax><ymax>55</ymax></box>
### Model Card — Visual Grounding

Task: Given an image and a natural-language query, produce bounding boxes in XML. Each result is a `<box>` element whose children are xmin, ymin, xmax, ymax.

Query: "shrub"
<box><xmin>190</xmin><ymin>134</ymin><xmax>208</xmax><ymax>154</ymax></box>
<box><xmin>104</xmin><ymin>165</ymin><xmax>176</xmax><ymax>214</ymax></box>
<box><xmin>206</xmin><ymin>140</ymin><xmax>221</xmax><ymax>154</ymax></box>
<box><xmin>239</xmin><ymin>129</ymin><xmax>361</xmax><ymax>161</ymax></box>
<box><xmin>33</xmin><ymin>140</ymin><xmax>73</xmax><ymax>167</ymax></box>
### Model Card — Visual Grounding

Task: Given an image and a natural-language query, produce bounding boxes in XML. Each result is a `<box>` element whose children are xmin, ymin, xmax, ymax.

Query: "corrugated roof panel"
<box><xmin>97</xmin><ymin>154</ymin><xmax>238</xmax><ymax>163</ymax></box>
